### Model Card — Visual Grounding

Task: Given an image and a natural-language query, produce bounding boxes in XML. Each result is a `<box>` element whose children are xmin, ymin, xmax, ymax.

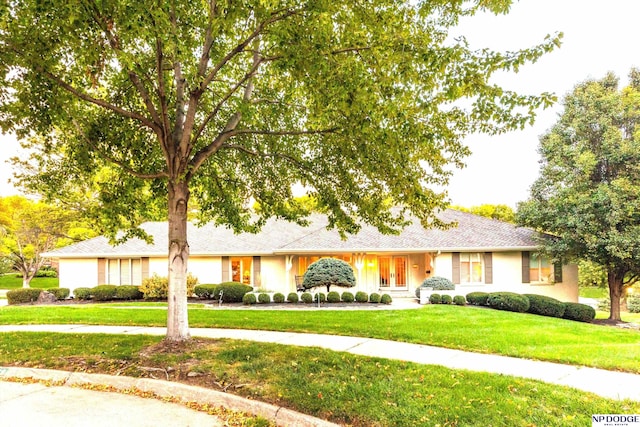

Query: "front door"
<box><xmin>379</xmin><ymin>256</ymin><xmax>407</xmax><ymax>288</ymax></box>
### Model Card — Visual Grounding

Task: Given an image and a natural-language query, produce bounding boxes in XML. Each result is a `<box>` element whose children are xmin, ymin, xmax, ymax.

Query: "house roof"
<box><xmin>44</xmin><ymin>209</ymin><xmax>543</xmax><ymax>258</ymax></box>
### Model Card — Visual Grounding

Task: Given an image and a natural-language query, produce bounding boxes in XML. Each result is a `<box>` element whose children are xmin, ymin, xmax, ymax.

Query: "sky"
<box><xmin>1</xmin><ymin>0</ymin><xmax>639</xmax><ymax>207</ymax></box>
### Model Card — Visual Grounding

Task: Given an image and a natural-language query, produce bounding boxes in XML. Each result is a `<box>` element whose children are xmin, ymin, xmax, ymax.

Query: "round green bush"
<box><xmin>380</xmin><ymin>294</ymin><xmax>392</xmax><ymax>304</ymax></box>
<box><xmin>287</xmin><ymin>292</ymin><xmax>299</xmax><ymax>303</ymax></box>
<box><xmin>563</xmin><ymin>302</ymin><xmax>596</xmax><ymax>322</ymax></box>
<box><xmin>487</xmin><ymin>292</ymin><xmax>530</xmax><ymax>313</ymax></box>
<box><xmin>301</xmin><ymin>292</ymin><xmax>313</xmax><ymax>303</ymax></box>
<box><xmin>327</xmin><ymin>291</ymin><xmax>341</xmax><ymax>303</ymax></box>
<box><xmin>258</xmin><ymin>293</ymin><xmax>271</xmax><ymax>303</ymax></box>
<box><xmin>466</xmin><ymin>292</ymin><xmax>489</xmax><ymax>306</ymax></box>
<box><xmin>49</xmin><ymin>288</ymin><xmax>70</xmax><ymax>300</ymax></box>
<box><xmin>453</xmin><ymin>295</ymin><xmax>466</xmax><ymax>306</ymax></box>
<box><xmin>301</xmin><ymin>258</ymin><xmax>356</xmax><ymax>292</ymax></box>
<box><xmin>341</xmin><ymin>291</ymin><xmax>355</xmax><ymax>303</ymax></box>
<box><xmin>524</xmin><ymin>294</ymin><xmax>566</xmax><ymax>318</ymax></box>
<box><xmin>355</xmin><ymin>291</ymin><xmax>368</xmax><ymax>303</ymax></box>
<box><xmin>429</xmin><ymin>293</ymin><xmax>442</xmax><ymax>304</ymax></box>
<box><xmin>213</xmin><ymin>282</ymin><xmax>254</xmax><ymax>303</ymax></box>
<box><xmin>272</xmin><ymin>292</ymin><xmax>285</xmax><ymax>303</ymax></box>
<box><xmin>6</xmin><ymin>288</ymin><xmax>42</xmax><ymax>304</ymax></box>
<box><xmin>369</xmin><ymin>293</ymin><xmax>381</xmax><ymax>303</ymax></box>
<box><xmin>441</xmin><ymin>294</ymin><xmax>452</xmax><ymax>304</ymax></box>
<box><xmin>194</xmin><ymin>284</ymin><xmax>218</xmax><ymax>299</ymax></box>
<box><xmin>242</xmin><ymin>293</ymin><xmax>257</xmax><ymax>305</ymax></box>
<box><xmin>73</xmin><ymin>287</ymin><xmax>92</xmax><ymax>300</ymax></box>
<box><xmin>313</xmin><ymin>292</ymin><xmax>326</xmax><ymax>303</ymax></box>
<box><xmin>91</xmin><ymin>285</ymin><xmax>118</xmax><ymax>301</ymax></box>
<box><xmin>114</xmin><ymin>285</ymin><xmax>143</xmax><ymax>300</ymax></box>
<box><xmin>421</xmin><ymin>276</ymin><xmax>455</xmax><ymax>290</ymax></box>
<box><xmin>628</xmin><ymin>296</ymin><xmax>640</xmax><ymax>313</ymax></box>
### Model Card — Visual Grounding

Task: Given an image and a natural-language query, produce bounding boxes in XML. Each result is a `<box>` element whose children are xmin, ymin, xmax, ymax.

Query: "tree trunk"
<box><xmin>166</xmin><ymin>180</ymin><xmax>191</xmax><ymax>342</ymax></box>
<box><xmin>607</xmin><ymin>269</ymin><xmax>624</xmax><ymax>321</ymax></box>
<box><xmin>22</xmin><ymin>275</ymin><xmax>31</xmax><ymax>288</ymax></box>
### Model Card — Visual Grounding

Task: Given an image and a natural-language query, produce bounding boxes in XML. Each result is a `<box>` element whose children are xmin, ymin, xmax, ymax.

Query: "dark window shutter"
<box><xmin>221</xmin><ymin>256</ymin><xmax>230</xmax><ymax>282</ymax></box>
<box><xmin>484</xmin><ymin>252</ymin><xmax>493</xmax><ymax>284</ymax></box>
<box><xmin>522</xmin><ymin>252</ymin><xmax>530</xmax><ymax>283</ymax></box>
<box><xmin>554</xmin><ymin>261</ymin><xmax>563</xmax><ymax>283</ymax></box>
<box><xmin>97</xmin><ymin>258</ymin><xmax>106</xmax><ymax>285</ymax></box>
<box><xmin>452</xmin><ymin>252</ymin><xmax>460</xmax><ymax>284</ymax></box>
<box><xmin>253</xmin><ymin>256</ymin><xmax>261</xmax><ymax>287</ymax></box>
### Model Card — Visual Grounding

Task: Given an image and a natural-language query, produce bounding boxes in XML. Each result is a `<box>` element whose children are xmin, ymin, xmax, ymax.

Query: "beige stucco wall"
<box><xmin>259</xmin><ymin>256</ymin><xmax>287</xmax><ymax>291</ymax></box>
<box><xmin>58</xmin><ymin>258</ymin><xmax>99</xmax><ymax>292</ymax></box>
<box><xmin>188</xmin><ymin>256</ymin><xmax>222</xmax><ymax>284</ymax></box>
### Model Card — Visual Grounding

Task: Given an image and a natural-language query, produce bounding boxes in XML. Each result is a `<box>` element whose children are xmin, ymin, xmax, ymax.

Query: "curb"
<box><xmin>0</xmin><ymin>366</ymin><xmax>340</xmax><ymax>427</ymax></box>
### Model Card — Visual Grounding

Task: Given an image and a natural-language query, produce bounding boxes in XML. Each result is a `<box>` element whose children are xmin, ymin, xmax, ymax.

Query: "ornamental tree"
<box><xmin>0</xmin><ymin>1</ymin><xmax>558</xmax><ymax>341</ymax></box>
<box><xmin>301</xmin><ymin>258</ymin><xmax>356</xmax><ymax>293</ymax></box>
<box><xmin>517</xmin><ymin>70</ymin><xmax>640</xmax><ymax>321</ymax></box>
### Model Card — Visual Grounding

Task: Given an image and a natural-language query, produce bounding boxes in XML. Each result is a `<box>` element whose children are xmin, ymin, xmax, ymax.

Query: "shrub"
<box><xmin>369</xmin><ymin>293</ymin><xmax>381</xmax><ymax>303</ymax></box>
<box><xmin>91</xmin><ymin>285</ymin><xmax>117</xmax><ymax>301</ymax></box>
<box><xmin>301</xmin><ymin>292</ymin><xmax>313</xmax><ymax>304</ymax></box>
<box><xmin>6</xmin><ymin>288</ymin><xmax>42</xmax><ymax>304</ymax></box>
<box><xmin>420</xmin><ymin>276</ymin><xmax>455</xmax><ymax>291</ymax></box>
<box><xmin>524</xmin><ymin>294</ymin><xmax>566</xmax><ymax>318</ymax></box>
<box><xmin>327</xmin><ymin>291</ymin><xmax>341</xmax><ymax>303</ymax></box>
<box><xmin>380</xmin><ymin>294</ymin><xmax>392</xmax><ymax>304</ymax></box>
<box><xmin>273</xmin><ymin>292</ymin><xmax>285</xmax><ymax>303</ymax></box>
<box><xmin>213</xmin><ymin>282</ymin><xmax>253</xmax><ymax>303</ymax></box>
<box><xmin>466</xmin><ymin>292</ymin><xmax>489</xmax><ymax>306</ymax></box>
<box><xmin>49</xmin><ymin>288</ymin><xmax>70</xmax><ymax>300</ymax></box>
<box><xmin>429</xmin><ymin>293</ymin><xmax>442</xmax><ymax>304</ymax></box>
<box><xmin>115</xmin><ymin>285</ymin><xmax>143</xmax><ymax>300</ymax></box>
<box><xmin>355</xmin><ymin>291</ymin><xmax>368</xmax><ymax>303</ymax></box>
<box><xmin>287</xmin><ymin>292</ymin><xmax>299</xmax><ymax>303</ymax></box>
<box><xmin>453</xmin><ymin>295</ymin><xmax>466</xmax><ymax>306</ymax></box>
<box><xmin>341</xmin><ymin>291</ymin><xmax>355</xmax><ymax>303</ymax></box>
<box><xmin>74</xmin><ymin>287</ymin><xmax>92</xmax><ymax>300</ymax></box>
<box><xmin>441</xmin><ymin>294</ymin><xmax>452</xmax><ymax>304</ymax></box>
<box><xmin>301</xmin><ymin>258</ymin><xmax>356</xmax><ymax>292</ymax></box>
<box><xmin>242</xmin><ymin>293</ymin><xmax>256</xmax><ymax>305</ymax></box>
<box><xmin>194</xmin><ymin>284</ymin><xmax>218</xmax><ymax>299</ymax></box>
<box><xmin>313</xmin><ymin>292</ymin><xmax>326</xmax><ymax>303</ymax></box>
<box><xmin>140</xmin><ymin>273</ymin><xmax>198</xmax><ymax>299</ymax></box>
<box><xmin>628</xmin><ymin>296</ymin><xmax>640</xmax><ymax>313</ymax></box>
<box><xmin>563</xmin><ymin>302</ymin><xmax>596</xmax><ymax>322</ymax></box>
<box><xmin>487</xmin><ymin>292</ymin><xmax>530</xmax><ymax>313</ymax></box>
<box><xmin>258</xmin><ymin>293</ymin><xmax>271</xmax><ymax>304</ymax></box>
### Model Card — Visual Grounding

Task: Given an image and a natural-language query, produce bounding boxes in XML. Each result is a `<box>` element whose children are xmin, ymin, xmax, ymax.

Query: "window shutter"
<box><xmin>97</xmin><ymin>258</ymin><xmax>106</xmax><ymax>285</ymax></box>
<box><xmin>522</xmin><ymin>252</ymin><xmax>530</xmax><ymax>283</ymax></box>
<box><xmin>452</xmin><ymin>252</ymin><xmax>460</xmax><ymax>284</ymax></box>
<box><xmin>253</xmin><ymin>256</ymin><xmax>261</xmax><ymax>287</ymax></box>
<box><xmin>554</xmin><ymin>261</ymin><xmax>563</xmax><ymax>283</ymax></box>
<box><xmin>221</xmin><ymin>256</ymin><xmax>230</xmax><ymax>282</ymax></box>
<box><xmin>484</xmin><ymin>252</ymin><xmax>493</xmax><ymax>284</ymax></box>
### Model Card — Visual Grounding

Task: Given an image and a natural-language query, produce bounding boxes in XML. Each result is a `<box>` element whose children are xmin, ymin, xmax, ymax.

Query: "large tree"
<box><xmin>517</xmin><ymin>70</ymin><xmax>640</xmax><ymax>321</ymax></box>
<box><xmin>0</xmin><ymin>1</ymin><xmax>558</xmax><ymax>341</ymax></box>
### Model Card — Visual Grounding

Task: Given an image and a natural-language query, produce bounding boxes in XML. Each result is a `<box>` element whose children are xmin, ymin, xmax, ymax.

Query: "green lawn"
<box><xmin>1</xmin><ymin>304</ymin><xmax>639</xmax><ymax>373</ymax></box>
<box><xmin>0</xmin><ymin>273</ymin><xmax>59</xmax><ymax>289</ymax></box>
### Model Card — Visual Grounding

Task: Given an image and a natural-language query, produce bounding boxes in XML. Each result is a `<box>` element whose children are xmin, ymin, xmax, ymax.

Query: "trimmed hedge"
<box><xmin>369</xmin><ymin>293</ymin><xmax>381</xmax><ymax>303</ymax></box>
<box><xmin>273</xmin><ymin>293</ymin><xmax>285</xmax><ymax>303</ymax></box>
<box><xmin>6</xmin><ymin>288</ymin><xmax>42</xmax><ymax>304</ymax></box>
<box><xmin>313</xmin><ymin>292</ymin><xmax>326</xmax><ymax>303</ymax></box>
<box><xmin>194</xmin><ymin>284</ymin><xmax>218</xmax><ymax>299</ymax></box>
<box><xmin>524</xmin><ymin>294</ymin><xmax>566</xmax><ymax>318</ymax></box>
<box><xmin>74</xmin><ymin>287</ymin><xmax>92</xmax><ymax>300</ymax></box>
<box><xmin>380</xmin><ymin>294</ymin><xmax>392</xmax><ymax>304</ymax></box>
<box><xmin>287</xmin><ymin>292</ymin><xmax>299</xmax><ymax>303</ymax></box>
<box><xmin>429</xmin><ymin>293</ymin><xmax>442</xmax><ymax>304</ymax></box>
<box><xmin>258</xmin><ymin>293</ymin><xmax>271</xmax><ymax>304</ymax></box>
<box><xmin>355</xmin><ymin>291</ymin><xmax>368</xmax><ymax>303</ymax></box>
<box><xmin>91</xmin><ymin>285</ymin><xmax>118</xmax><ymax>301</ymax></box>
<box><xmin>341</xmin><ymin>291</ymin><xmax>355</xmax><ymax>303</ymax></box>
<box><xmin>242</xmin><ymin>293</ymin><xmax>257</xmax><ymax>305</ymax></box>
<box><xmin>563</xmin><ymin>302</ymin><xmax>596</xmax><ymax>322</ymax></box>
<box><xmin>213</xmin><ymin>282</ymin><xmax>253</xmax><ymax>303</ymax></box>
<box><xmin>421</xmin><ymin>276</ymin><xmax>455</xmax><ymax>290</ymax></box>
<box><xmin>115</xmin><ymin>285</ymin><xmax>143</xmax><ymax>300</ymax></box>
<box><xmin>49</xmin><ymin>288</ymin><xmax>70</xmax><ymax>300</ymax></box>
<box><xmin>327</xmin><ymin>291</ymin><xmax>341</xmax><ymax>303</ymax></box>
<box><xmin>441</xmin><ymin>294</ymin><xmax>452</xmax><ymax>304</ymax></box>
<box><xmin>453</xmin><ymin>295</ymin><xmax>466</xmax><ymax>306</ymax></box>
<box><xmin>466</xmin><ymin>292</ymin><xmax>489</xmax><ymax>306</ymax></box>
<box><xmin>301</xmin><ymin>292</ymin><xmax>313</xmax><ymax>304</ymax></box>
<box><xmin>487</xmin><ymin>292</ymin><xmax>530</xmax><ymax>313</ymax></box>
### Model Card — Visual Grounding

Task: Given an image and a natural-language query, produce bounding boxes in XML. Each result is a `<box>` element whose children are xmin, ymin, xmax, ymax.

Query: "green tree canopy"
<box><xmin>517</xmin><ymin>70</ymin><xmax>640</xmax><ymax>321</ymax></box>
<box><xmin>450</xmin><ymin>204</ymin><xmax>515</xmax><ymax>223</ymax></box>
<box><xmin>0</xmin><ymin>0</ymin><xmax>558</xmax><ymax>340</ymax></box>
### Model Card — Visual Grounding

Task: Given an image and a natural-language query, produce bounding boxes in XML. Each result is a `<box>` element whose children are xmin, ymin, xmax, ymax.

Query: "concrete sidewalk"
<box><xmin>1</xmin><ymin>324</ymin><xmax>639</xmax><ymax>403</ymax></box>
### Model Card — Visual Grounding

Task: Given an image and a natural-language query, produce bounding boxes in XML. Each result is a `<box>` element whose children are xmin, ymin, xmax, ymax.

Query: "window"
<box><xmin>231</xmin><ymin>257</ymin><xmax>253</xmax><ymax>285</ymax></box>
<box><xmin>530</xmin><ymin>253</ymin><xmax>552</xmax><ymax>283</ymax></box>
<box><xmin>460</xmin><ymin>253</ymin><xmax>483</xmax><ymax>283</ymax></box>
<box><xmin>105</xmin><ymin>258</ymin><xmax>142</xmax><ymax>285</ymax></box>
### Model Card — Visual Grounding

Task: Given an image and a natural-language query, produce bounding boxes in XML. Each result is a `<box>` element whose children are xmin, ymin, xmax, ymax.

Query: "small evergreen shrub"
<box><xmin>524</xmin><ymin>294</ymin><xmax>566</xmax><ymax>318</ymax></box>
<box><xmin>273</xmin><ymin>292</ymin><xmax>285</xmax><ymax>303</ymax></box>
<box><xmin>380</xmin><ymin>293</ymin><xmax>392</xmax><ymax>304</ymax></box>
<box><xmin>487</xmin><ymin>292</ymin><xmax>530</xmax><ymax>313</ymax></box>
<box><xmin>429</xmin><ymin>293</ymin><xmax>442</xmax><ymax>304</ymax></box>
<box><xmin>141</xmin><ymin>274</ymin><xmax>168</xmax><ymax>299</ymax></box>
<box><xmin>563</xmin><ymin>302</ymin><xmax>596</xmax><ymax>322</ymax></box>
<box><xmin>327</xmin><ymin>291</ymin><xmax>341</xmax><ymax>303</ymax></box>
<box><xmin>628</xmin><ymin>296</ymin><xmax>640</xmax><ymax>313</ymax></box>
<box><xmin>6</xmin><ymin>288</ymin><xmax>42</xmax><ymax>304</ymax></box>
<box><xmin>91</xmin><ymin>285</ymin><xmax>118</xmax><ymax>301</ymax></box>
<box><xmin>242</xmin><ymin>293</ymin><xmax>257</xmax><ymax>305</ymax></box>
<box><xmin>597</xmin><ymin>298</ymin><xmax>611</xmax><ymax>312</ymax></box>
<box><xmin>258</xmin><ymin>293</ymin><xmax>271</xmax><ymax>303</ymax></box>
<box><xmin>313</xmin><ymin>292</ymin><xmax>326</xmax><ymax>303</ymax></box>
<box><xmin>421</xmin><ymin>276</ymin><xmax>455</xmax><ymax>290</ymax></box>
<box><xmin>194</xmin><ymin>284</ymin><xmax>218</xmax><ymax>299</ymax></box>
<box><xmin>115</xmin><ymin>285</ymin><xmax>143</xmax><ymax>300</ymax></box>
<box><xmin>74</xmin><ymin>287</ymin><xmax>92</xmax><ymax>300</ymax></box>
<box><xmin>49</xmin><ymin>288</ymin><xmax>70</xmax><ymax>300</ymax></box>
<box><xmin>213</xmin><ymin>282</ymin><xmax>253</xmax><ymax>302</ymax></box>
<box><xmin>441</xmin><ymin>294</ymin><xmax>452</xmax><ymax>304</ymax></box>
<box><xmin>369</xmin><ymin>293</ymin><xmax>381</xmax><ymax>303</ymax></box>
<box><xmin>301</xmin><ymin>292</ymin><xmax>313</xmax><ymax>303</ymax></box>
<box><xmin>453</xmin><ymin>295</ymin><xmax>466</xmax><ymax>306</ymax></box>
<box><xmin>341</xmin><ymin>291</ymin><xmax>355</xmax><ymax>303</ymax></box>
<box><xmin>466</xmin><ymin>292</ymin><xmax>489</xmax><ymax>306</ymax></box>
<box><xmin>355</xmin><ymin>291</ymin><xmax>368</xmax><ymax>303</ymax></box>
<box><xmin>301</xmin><ymin>258</ymin><xmax>356</xmax><ymax>292</ymax></box>
<box><xmin>287</xmin><ymin>292</ymin><xmax>299</xmax><ymax>303</ymax></box>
